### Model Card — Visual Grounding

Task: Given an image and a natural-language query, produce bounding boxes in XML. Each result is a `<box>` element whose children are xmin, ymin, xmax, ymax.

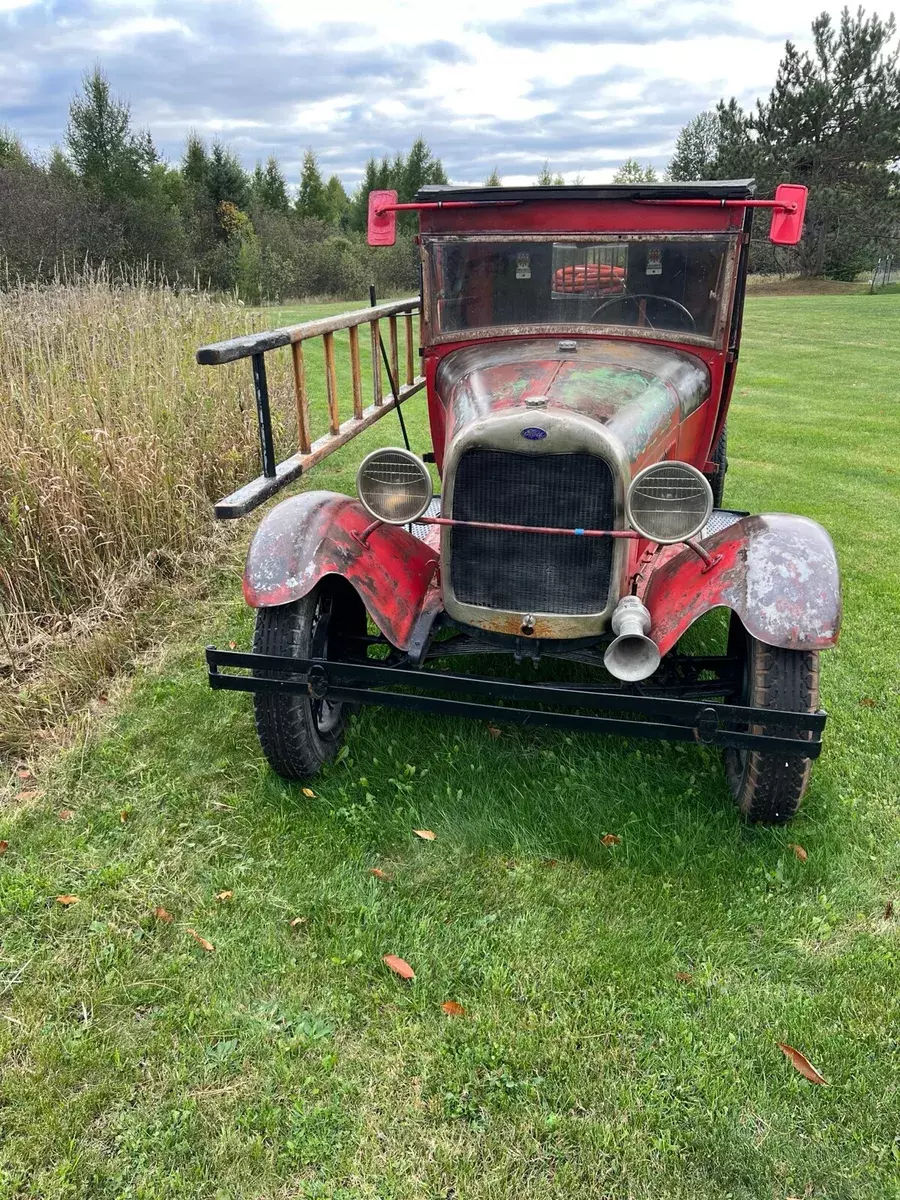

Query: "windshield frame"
<box><xmin>421</xmin><ymin>232</ymin><xmax>740</xmax><ymax>351</ymax></box>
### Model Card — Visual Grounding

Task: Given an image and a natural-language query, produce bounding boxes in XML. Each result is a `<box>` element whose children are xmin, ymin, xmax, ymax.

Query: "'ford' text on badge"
<box><xmin>521</xmin><ymin>427</ymin><xmax>547</xmax><ymax>440</ymax></box>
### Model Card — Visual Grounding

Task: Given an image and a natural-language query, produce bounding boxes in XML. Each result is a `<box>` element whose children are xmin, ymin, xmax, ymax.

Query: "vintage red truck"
<box><xmin>199</xmin><ymin>178</ymin><xmax>839</xmax><ymax>823</ymax></box>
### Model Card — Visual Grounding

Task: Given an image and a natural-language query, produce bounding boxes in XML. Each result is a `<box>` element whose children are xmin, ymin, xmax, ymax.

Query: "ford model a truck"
<box><xmin>200</xmin><ymin>179</ymin><xmax>840</xmax><ymax>823</ymax></box>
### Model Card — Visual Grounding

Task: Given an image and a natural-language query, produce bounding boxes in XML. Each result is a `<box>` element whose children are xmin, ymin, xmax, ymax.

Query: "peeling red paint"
<box><xmin>243</xmin><ymin>491</ymin><xmax>439</xmax><ymax>650</ymax></box>
<box><xmin>641</xmin><ymin>513</ymin><xmax>842</xmax><ymax>656</ymax></box>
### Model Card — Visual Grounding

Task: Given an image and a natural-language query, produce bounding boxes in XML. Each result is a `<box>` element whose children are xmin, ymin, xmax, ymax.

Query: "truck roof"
<box><xmin>417</xmin><ymin>180</ymin><xmax>756</xmax><ymax>203</ymax></box>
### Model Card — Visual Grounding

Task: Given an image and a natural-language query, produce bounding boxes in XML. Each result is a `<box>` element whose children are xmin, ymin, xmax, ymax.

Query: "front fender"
<box><xmin>243</xmin><ymin>491</ymin><xmax>440</xmax><ymax>650</ymax></box>
<box><xmin>642</xmin><ymin>513</ymin><xmax>841</xmax><ymax>657</ymax></box>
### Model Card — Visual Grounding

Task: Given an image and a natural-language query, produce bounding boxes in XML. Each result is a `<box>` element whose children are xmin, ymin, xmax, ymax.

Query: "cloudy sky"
<box><xmin>1</xmin><ymin>0</ymin><xmax>840</xmax><ymax>189</ymax></box>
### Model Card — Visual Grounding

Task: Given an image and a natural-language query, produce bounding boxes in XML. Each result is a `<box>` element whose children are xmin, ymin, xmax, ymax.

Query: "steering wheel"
<box><xmin>590</xmin><ymin>294</ymin><xmax>696</xmax><ymax>330</ymax></box>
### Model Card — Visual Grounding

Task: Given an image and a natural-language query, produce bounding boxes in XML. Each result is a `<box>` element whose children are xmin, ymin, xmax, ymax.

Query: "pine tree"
<box><xmin>0</xmin><ymin>127</ymin><xmax>29</xmax><ymax>169</ymax></box>
<box><xmin>712</xmin><ymin>7</ymin><xmax>900</xmax><ymax>277</ymax></box>
<box><xmin>206</xmin><ymin>140</ymin><xmax>249</xmax><ymax>212</ymax></box>
<box><xmin>296</xmin><ymin>148</ymin><xmax>328</xmax><ymax>220</ymax></box>
<box><xmin>65</xmin><ymin>66</ymin><xmax>155</xmax><ymax>198</ymax></box>
<box><xmin>251</xmin><ymin>156</ymin><xmax>289</xmax><ymax>213</ymax></box>
<box><xmin>483</xmin><ymin>168</ymin><xmax>502</xmax><ymax>186</ymax></box>
<box><xmin>536</xmin><ymin>162</ymin><xmax>565</xmax><ymax>185</ymax></box>
<box><xmin>182</xmin><ymin>133</ymin><xmax>209</xmax><ymax>190</ymax></box>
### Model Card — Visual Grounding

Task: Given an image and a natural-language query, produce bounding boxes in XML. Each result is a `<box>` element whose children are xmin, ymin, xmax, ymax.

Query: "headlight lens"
<box><xmin>626</xmin><ymin>461</ymin><xmax>713</xmax><ymax>543</ymax></box>
<box><xmin>356</xmin><ymin>447</ymin><xmax>432</xmax><ymax>524</ymax></box>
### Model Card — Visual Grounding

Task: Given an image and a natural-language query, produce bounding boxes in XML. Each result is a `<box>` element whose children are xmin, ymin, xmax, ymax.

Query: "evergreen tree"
<box><xmin>65</xmin><ymin>66</ymin><xmax>155</xmax><ymax>198</ymax></box>
<box><xmin>350</xmin><ymin>157</ymin><xmax>381</xmax><ymax>231</ymax></box>
<box><xmin>483</xmin><ymin>168</ymin><xmax>502</xmax><ymax>186</ymax></box>
<box><xmin>296</xmin><ymin>148</ymin><xmax>328</xmax><ymax>220</ymax></box>
<box><xmin>206</xmin><ymin>140</ymin><xmax>249</xmax><ymax>212</ymax></box>
<box><xmin>0</xmin><ymin>126</ymin><xmax>29</xmax><ymax>169</ymax></box>
<box><xmin>612</xmin><ymin>158</ymin><xmax>658</xmax><ymax>183</ymax></box>
<box><xmin>182</xmin><ymin>133</ymin><xmax>210</xmax><ymax>190</ymax></box>
<box><xmin>536</xmin><ymin>162</ymin><xmax>565</xmax><ymax>184</ymax></box>
<box><xmin>323</xmin><ymin>174</ymin><xmax>349</xmax><ymax>225</ymax></box>
<box><xmin>261</xmin><ymin>156</ymin><xmax>290</xmax><ymax>212</ymax></box>
<box><xmin>667</xmin><ymin>112</ymin><xmax>720</xmax><ymax>180</ymax></box>
<box><xmin>712</xmin><ymin>7</ymin><xmax>900</xmax><ymax>277</ymax></box>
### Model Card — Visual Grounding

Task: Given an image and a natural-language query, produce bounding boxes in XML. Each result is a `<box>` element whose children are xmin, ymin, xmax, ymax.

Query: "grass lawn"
<box><xmin>2</xmin><ymin>293</ymin><xmax>899</xmax><ymax>1200</ymax></box>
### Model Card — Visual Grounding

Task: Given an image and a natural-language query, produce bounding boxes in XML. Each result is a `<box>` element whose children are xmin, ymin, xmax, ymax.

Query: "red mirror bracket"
<box><xmin>769</xmin><ymin>183</ymin><xmax>808</xmax><ymax>245</ymax></box>
<box><xmin>368</xmin><ymin>190</ymin><xmax>398</xmax><ymax>246</ymax></box>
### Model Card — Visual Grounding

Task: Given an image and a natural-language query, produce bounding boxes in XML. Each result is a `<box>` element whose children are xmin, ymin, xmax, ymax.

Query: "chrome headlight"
<box><xmin>626</xmin><ymin>461</ymin><xmax>713</xmax><ymax>544</ymax></box>
<box><xmin>356</xmin><ymin>447</ymin><xmax>432</xmax><ymax>524</ymax></box>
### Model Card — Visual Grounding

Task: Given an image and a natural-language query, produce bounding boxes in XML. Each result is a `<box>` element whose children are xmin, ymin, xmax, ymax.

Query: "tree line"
<box><xmin>1</xmin><ymin>8</ymin><xmax>898</xmax><ymax>295</ymax></box>
<box><xmin>0</xmin><ymin>68</ymin><xmax>447</xmax><ymax>301</ymax></box>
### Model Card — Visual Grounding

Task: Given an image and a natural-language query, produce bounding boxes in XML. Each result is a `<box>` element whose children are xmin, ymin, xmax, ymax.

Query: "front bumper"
<box><xmin>206</xmin><ymin>647</ymin><xmax>826</xmax><ymax>758</ymax></box>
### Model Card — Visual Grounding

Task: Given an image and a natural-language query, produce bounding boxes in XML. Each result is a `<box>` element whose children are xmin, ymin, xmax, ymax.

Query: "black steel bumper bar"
<box><xmin>206</xmin><ymin>648</ymin><xmax>826</xmax><ymax>758</ymax></box>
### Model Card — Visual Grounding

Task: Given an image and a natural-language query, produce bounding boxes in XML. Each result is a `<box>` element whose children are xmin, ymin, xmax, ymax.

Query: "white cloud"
<box><xmin>0</xmin><ymin>0</ymin><xmax>861</xmax><ymax>185</ymax></box>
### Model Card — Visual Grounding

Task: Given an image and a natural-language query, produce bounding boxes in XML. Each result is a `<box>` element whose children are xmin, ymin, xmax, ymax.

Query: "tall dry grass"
<box><xmin>0</xmin><ymin>270</ymin><xmax>264</xmax><ymax>654</ymax></box>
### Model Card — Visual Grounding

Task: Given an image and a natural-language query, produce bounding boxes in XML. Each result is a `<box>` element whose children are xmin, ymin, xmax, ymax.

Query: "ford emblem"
<box><xmin>521</xmin><ymin>427</ymin><xmax>547</xmax><ymax>440</ymax></box>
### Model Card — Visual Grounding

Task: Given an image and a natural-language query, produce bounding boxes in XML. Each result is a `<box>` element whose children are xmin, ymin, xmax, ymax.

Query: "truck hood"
<box><xmin>435</xmin><ymin>338</ymin><xmax>710</xmax><ymax>469</ymax></box>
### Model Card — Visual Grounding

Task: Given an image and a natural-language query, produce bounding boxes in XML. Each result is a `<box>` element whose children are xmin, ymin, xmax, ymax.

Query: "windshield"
<box><xmin>427</xmin><ymin>237</ymin><xmax>734</xmax><ymax>342</ymax></box>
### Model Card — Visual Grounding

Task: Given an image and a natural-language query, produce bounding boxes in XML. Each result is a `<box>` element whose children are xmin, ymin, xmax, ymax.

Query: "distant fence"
<box><xmin>870</xmin><ymin>255</ymin><xmax>896</xmax><ymax>292</ymax></box>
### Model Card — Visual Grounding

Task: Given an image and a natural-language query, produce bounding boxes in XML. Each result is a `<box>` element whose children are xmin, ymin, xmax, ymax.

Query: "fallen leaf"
<box><xmin>441</xmin><ymin>1000</ymin><xmax>466</xmax><ymax>1016</ymax></box>
<box><xmin>187</xmin><ymin>928</ymin><xmax>215</xmax><ymax>952</ymax></box>
<box><xmin>301</xmin><ymin>787</ymin><xmax>316</xmax><ymax>798</ymax></box>
<box><xmin>98</xmin><ymin>692</ymin><xmax>109</xmax><ymax>704</ymax></box>
<box><xmin>383</xmin><ymin>954</ymin><xmax>415</xmax><ymax>980</ymax></box>
<box><xmin>542</xmin><ymin>858</ymin><xmax>558</xmax><ymax>868</ymax></box>
<box><xmin>16</xmin><ymin>767</ymin><xmax>32</xmax><ymax>781</ymax></box>
<box><xmin>215</xmin><ymin>890</ymin><xmax>233</xmax><ymax>902</ymax></box>
<box><xmin>56</xmin><ymin>894</ymin><xmax>80</xmax><ymax>906</ymax></box>
<box><xmin>788</xmin><ymin>843</ymin><xmax>808</xmax><ymax>863</ymax></box>
<box><xmin>413</xmin><ymin>829</ymin><xmax>436</xmax><ymax>841</ymax></box>
<box><xmin>486</xmin><ymin>725</ymin><xmax>502</xmax><ymax>740</ymax></box>
<box><xmin>884</xmin><ymin>900</ymin><xmax>894</xmax><ymax>920</ymax></box>
<box><xmin>17</xmin><ymin>790</ymin><xmax>44</xmax><ymax>803</ymax></box>
<box><xmin>153</xmin><ymin>907</ymin><xmax>173</xmax><ymax>923</ymax></box>
<box><xmin>289</xmin><ymin>916</ymin><xmax>308</xmax><ymax>928</ymax></box>
<box><xmin>601</xmin><ymin>833</ymin><xmax>621</xmax><ymax>847</ymax></box>
<box><xmin>859</xmin><ymin>696</ymin><xmax>877</xmax><ymax>708</ymax></box>
<box><xmin>675</xmin><ymin>971</ymin><xmax>694</xmax><ymax>983</ymax></box>
<box><xmin>58</xmin><ymin>808</ymin><xmax>75</xmax><ymax>821</ymax></box>
<box><xmin>228</xmin><ymin>640</ymin><xmax>237</xmax><ymax>650</ymax></box>
<box><xmin>777</xmin><ymin>1042</ymin><xmax>827</xmax><ymax>1085</ymax></box>
<box><xmin>0</xmin><ymin>840</ymin><xmax>8</xmax><ymax>856</ymax></box>
<box><xmin>119</xmin><ymin>810</ymin><xmax>128</xmax><ymax>824</ymax></box>
<box><xmin>368</xmin><ymin>868</ymin><xmax>390</xmax><ymax>880</ymax></box>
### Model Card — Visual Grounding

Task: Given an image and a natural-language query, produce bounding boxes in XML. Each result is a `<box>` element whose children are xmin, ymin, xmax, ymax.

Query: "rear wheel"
<box><xmin>723</xmin><ymin>616</ymin><xmax>820</xmax><ymax>823</ymax></box>
<box><xmin>252</xmin><ymin>580</ymin><xmax>366</xmax><ymax>781</ymax></box>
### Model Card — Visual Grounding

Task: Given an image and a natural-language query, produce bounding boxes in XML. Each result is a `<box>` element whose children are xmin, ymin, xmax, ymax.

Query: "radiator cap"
<box><xmin>524</xmin><ymin>394</ymin><xmax>548</xmax><ymax>407</ymax></box>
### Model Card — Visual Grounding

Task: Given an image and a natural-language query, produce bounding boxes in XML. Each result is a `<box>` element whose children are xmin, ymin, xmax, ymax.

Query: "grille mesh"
<box><xmin>450</xmin><ymin>449</ymin><xmax>615</xmax><ymax>615</ymax></box>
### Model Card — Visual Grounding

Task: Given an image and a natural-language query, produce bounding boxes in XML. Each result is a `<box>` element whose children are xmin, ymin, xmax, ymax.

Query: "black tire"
<box><xmin>706</xmin><ymin>425</ymin><xmax>728</xmax><ymax>508</ymax></box>
<box><xmin>723</xmin><ymin>616</ymin><xmax>820</xmax><ymax>823</ymax></box>
<box><xmin>252</xmin><ymin>579</ymin><xmax>366</xmax><ymax>781</ymax></box>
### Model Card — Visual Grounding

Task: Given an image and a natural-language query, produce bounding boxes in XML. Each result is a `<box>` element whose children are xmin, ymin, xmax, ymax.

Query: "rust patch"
<box><xmin>243</xmin><ymin>491</ymin><xmax>439</xmax><ymax>650</ymax></box>
<box><xmin>641</xmin><ymin>513</ymin><xmax>841</xmax><ymax>656</ymax></box>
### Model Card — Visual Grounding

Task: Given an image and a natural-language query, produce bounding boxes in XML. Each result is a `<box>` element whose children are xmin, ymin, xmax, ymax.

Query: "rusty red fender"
<box><xmin>642</xmin><ymin>514</ymin><xmax>841</xmax><ymax>657</ymax></box>
<box><xmin>243</xmin><ymin>491</ymin><xmax>440</xmax><ymax>650</ymax></box>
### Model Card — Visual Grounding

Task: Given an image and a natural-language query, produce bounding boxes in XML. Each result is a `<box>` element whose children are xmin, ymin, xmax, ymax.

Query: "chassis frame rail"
<box><xmin>206</xmin><ymin>648</ymin><xmax>826</xmax><ymax>757</ymax></box>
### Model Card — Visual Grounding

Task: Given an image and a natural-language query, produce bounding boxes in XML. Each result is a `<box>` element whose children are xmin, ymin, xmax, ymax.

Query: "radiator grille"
<box><xmin>450</xmin><ymin>449</ymin><xmax>615</xmax><ymax>615</ymax></box>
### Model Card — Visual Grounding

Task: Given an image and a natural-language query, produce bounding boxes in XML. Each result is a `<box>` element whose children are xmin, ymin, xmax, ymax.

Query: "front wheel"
<box><xmin>723</xmin><ymin>617</ymin><xmax>820</xmax><ymax>823</ymax></box>
<box><xmin>252</xmin><ymin>580</ymin><xmax>366</xmax><ymax>781</ymax></box>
